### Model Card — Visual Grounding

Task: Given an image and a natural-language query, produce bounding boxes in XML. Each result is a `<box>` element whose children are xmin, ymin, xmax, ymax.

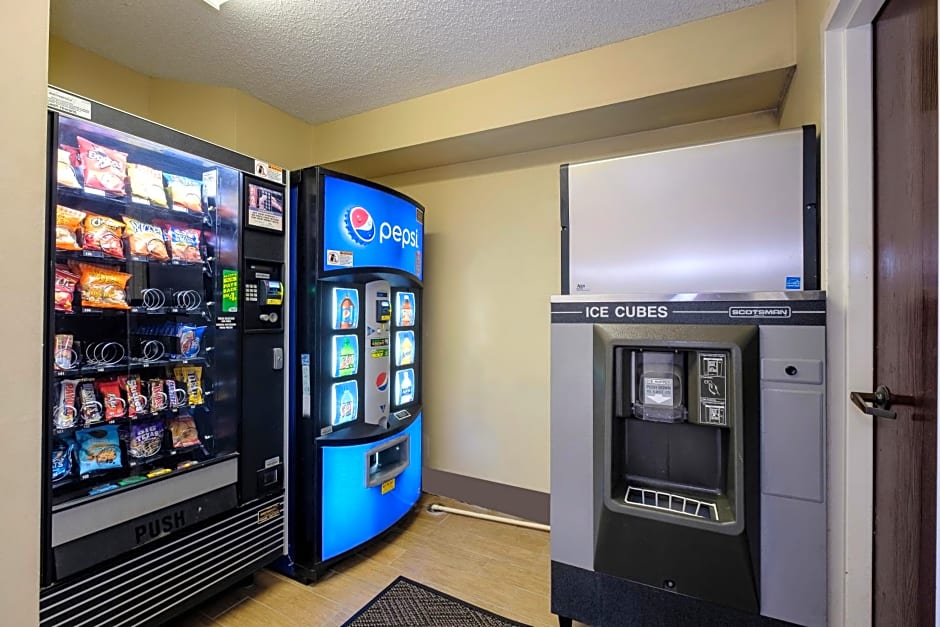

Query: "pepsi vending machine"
<box><xmin>280</xmin><ymin>167</ymin><xmax>424</xmax><ymax>581</ymax></box>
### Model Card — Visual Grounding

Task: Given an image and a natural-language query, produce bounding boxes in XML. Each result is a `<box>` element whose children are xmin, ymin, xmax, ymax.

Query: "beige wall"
<box><xmin>780</xmin><ymin>0</ymin><xmax>828</xmax><ymax>128</ymax></box>
<box><xmin>2</xmin><ymin>0</ymin><xmax>49</xmax><ymax>624</ymax></box>
<box><xmin>379</xmin><ymin>112</ymin><xmax>780</xmax><ymax>492</ymax></box>
<box><xmin>48</xmin><ymin>37</ymin><xmax>314</xmax><ymax>170</ymax></box>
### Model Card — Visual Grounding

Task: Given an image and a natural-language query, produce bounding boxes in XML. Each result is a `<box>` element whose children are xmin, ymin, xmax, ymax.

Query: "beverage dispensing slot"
<box><xmin>364</xmin><ymin>434</ymin><xmax>410</xmax><ymax>488</ymax></box>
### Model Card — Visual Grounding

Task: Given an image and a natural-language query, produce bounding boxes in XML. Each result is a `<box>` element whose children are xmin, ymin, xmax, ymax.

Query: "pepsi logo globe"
<box><xmin>345</xmin><ymin>206</ymin><xmax>376</xmax><ymax>245</ymax></box>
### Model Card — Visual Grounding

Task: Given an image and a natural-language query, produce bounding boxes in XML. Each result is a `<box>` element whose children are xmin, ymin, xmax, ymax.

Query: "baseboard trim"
<box><xmin>422</xmin><ymin>468</ymin><xmax>549</xmax><ymax>525</ymax></box>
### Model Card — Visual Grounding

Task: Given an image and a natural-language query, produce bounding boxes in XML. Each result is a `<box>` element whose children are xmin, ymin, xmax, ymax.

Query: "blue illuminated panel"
<box><xmin>322</xmin><ymin>176</ymin><xmax>424</xmax><ymax>280</ymax></box>
<box><xmin>320</xmin><ymin>415</ymin><xmax>423</xmax><ymax>561</ymax></box>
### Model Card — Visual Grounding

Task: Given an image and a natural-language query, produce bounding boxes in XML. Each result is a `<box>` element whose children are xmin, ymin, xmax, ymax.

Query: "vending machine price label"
<box><xmin>381</xmin><ymin>478</ymin><xmax>396</xmax><ymax>495</ymax></box>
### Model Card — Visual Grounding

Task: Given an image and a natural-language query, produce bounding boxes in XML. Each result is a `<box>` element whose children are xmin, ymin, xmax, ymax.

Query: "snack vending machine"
<box><xmin>279</xmin><ymin>167</ymin><xmax>424</xmax><ymax>582</ymax></box>
<box><xmin>41</xmin><ymin>89</ymin><xmax>287</xmax><ymax>626</ymax></box>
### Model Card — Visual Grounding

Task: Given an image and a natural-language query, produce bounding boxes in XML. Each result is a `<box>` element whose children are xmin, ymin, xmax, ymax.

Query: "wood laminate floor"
<box><xmin>165</xmin><ymin>493</ymin><xmax>570</xmax><ymax>627</ymax></box>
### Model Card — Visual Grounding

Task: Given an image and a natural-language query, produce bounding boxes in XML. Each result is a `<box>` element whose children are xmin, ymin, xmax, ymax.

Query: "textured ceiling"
<box><xmin>51</xmin><ymin>0</ymin><xmax>765</xmax><ymax>124</ymax></box>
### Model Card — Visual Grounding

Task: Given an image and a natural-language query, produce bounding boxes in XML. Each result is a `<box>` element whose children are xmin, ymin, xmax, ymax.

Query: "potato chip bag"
<box><xmin>122</xmin><ymin>216</ymin><xmax>169</xmax><ymax>261</ymax></box>
<box><xmin>72</xmin><ymin>262</ymin><xmax>132</xmax><ymax>310</ymax></box>
<box><xmin>54</xmin><ymin>266</ymin><xmax>79</xmax><ymax>312</ymax></box>
<box><xmin>82</xmin><ymin>213</ymin><xmax>125</xmax><ymax>259</ymax></box>
<box><xmin>75</xmin><ymin>425</ymin><xmax>122</xmax><ymax>474</ymax></box>
<box><xmin>55</xmin><ymin>206</ymin><xmax>85</xmax><ymax>251</ymax></box>
<box><xmin>52</xmin><ymin>438</ymin><xmax>74</xmax><ymax>482</ymax></box>
<box><xmin>77</xmin><ymin>136</ymin><xmax>127</xmax><ymax>196</ymax></box>
<box><xmin>164</xmin><ymin>173</ymin><xmax>203</xmax><ymax>213</ymax></box>
<box><xmin>128</xmin><ymin>163</ymin><xmax>169</xmax><ymax>208</ymax></box>
<box><xmin>168</xmin><ymin>415</ymin><xmax>200</xmax><ymax>449</ymax></box>
<box><xmin>57</xmin><ymin>148</ymin><xmax>81</xmax><ymax>189</ymax></box>
<box><xmin>160</xmin><ymin>224</ymin><xmax>202</xmax><ymax>263</ymax></box>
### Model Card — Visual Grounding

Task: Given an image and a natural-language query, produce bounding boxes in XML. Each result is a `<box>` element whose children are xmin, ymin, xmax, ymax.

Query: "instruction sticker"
<box><xmin>644</xmin><ymin>377</ymin><xmax>673</xmax><ymax>406</ymax></box>
<box><xmin>48</xmin><ymin>87</ymin><xmax>91</xmax><ymax>119</ymax></box>
<box><xmin>254</xmin><ymin>160</ymin><xmax>284</xmax><ymax>184</ymax></box>
<box><xmin>327</xmin><ymin>249</ymin><xmax>354</xmax><ymax>268</ymax></box>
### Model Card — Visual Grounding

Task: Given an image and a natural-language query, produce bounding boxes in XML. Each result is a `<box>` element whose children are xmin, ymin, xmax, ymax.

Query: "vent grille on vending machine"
<box><xmin>624</xmin><ymin>486</ymin><xmax>719</xmax><ymax>521</ymax></box>
<box><xmin>39</xmin><ymin>495</ymin><xmax>284</xmax><ymax>627</ymax></box>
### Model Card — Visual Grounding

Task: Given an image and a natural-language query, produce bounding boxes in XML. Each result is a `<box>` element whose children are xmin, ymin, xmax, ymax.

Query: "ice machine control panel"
<box><xmin>618</xmin><ymin>348</ymin><xmax>731</xmax><ymax>428</ymax></box>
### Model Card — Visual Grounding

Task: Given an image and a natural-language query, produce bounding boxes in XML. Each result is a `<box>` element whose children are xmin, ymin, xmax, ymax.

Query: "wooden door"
<box><xmin>872</xmin><ymin>0</ymin><xmax>938</xmax><ymax>624</ymax></box>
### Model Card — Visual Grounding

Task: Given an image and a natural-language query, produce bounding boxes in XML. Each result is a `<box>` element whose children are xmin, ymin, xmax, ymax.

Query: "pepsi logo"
<box><xmin>345</xmin><ymin>206</ymin><xmax>375</xmax><ymax>245</ymax></box>
<box><xmin>375</xmin><ymin>372</ymin><xmax>389</xmax><ymax>392</ymax></box>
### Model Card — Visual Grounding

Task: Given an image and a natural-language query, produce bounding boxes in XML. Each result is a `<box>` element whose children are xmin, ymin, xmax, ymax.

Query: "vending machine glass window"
<box><xmin>47</xmin><ymin>115</ymin><xmax>241</xmax><ymax>512</ymax></box>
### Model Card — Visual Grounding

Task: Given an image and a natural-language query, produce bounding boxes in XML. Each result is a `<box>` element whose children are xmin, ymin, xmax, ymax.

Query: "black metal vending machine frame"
<box><xmin>40</xmin><ymin>89</ymin><xmax>287</xmax><ymax>627</ymax></box>
<box><xmin>282</xmin><ymin>166</ymin><xmax>424</xmax><ymax>582</ymax></box>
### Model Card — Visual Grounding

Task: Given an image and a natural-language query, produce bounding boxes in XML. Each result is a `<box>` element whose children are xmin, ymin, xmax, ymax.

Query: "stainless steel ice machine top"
<box><xmin>561</xmin><ymin>127</ymin><xmax>818</xmax><ymax>296</ymax></box>
<box><xmin>549</xmin><ymin>292</ymin><xmax>827</xmax><ymax>627</ymax></box>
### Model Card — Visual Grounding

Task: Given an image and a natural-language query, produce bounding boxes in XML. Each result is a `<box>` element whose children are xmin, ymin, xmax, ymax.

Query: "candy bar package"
<box><xmin>96</xmin><ymin>379</ymin><xmax>127</xmax><ymax>421</ymax></box>
<box><xmin>122</xmin><ymin>216</ymin><xmax>169</xmax><ymax>261</ymax></box>
<box><xmin>148</xmin><ymin>379</ymin><xmax>167</xmax><ymax>412</ymax></box>
<box><xmin>77</xmin><ymin>136</ymin><xmax>128</xmax><ymax>196</ymax></box>
<box><xmin>52</xmin><ymin>438</ymin><xmax>74</xmax><ymax>483</ymax></box>
<box><xmin>164</xmin><ymin>173</ymin><xmax>203</xmax><ymax>213</ymax></box>
<box><xmin>55</xmin><ymin>379</ymin><xmax>80</xmax><ymax>430</ymax></box>
<box><xmin>121</xmin><ymin>375</ymin><xmax>147</xmax><ymax>416</ymax></box>
<box><xmin>128</xmin><ymin>419</ymin><xmax>164</xmax><ymax>459</ymax></box>
<box><xmin>55</xmin><ymin>206</ymin><xmax>86</xmax><ymax>251</ymax></box>
<box><xmin>79</xmin><ymin>381</ymin><xmax>104</xmax><ymax>425</ymax></box>
<box><xmin>57</xmin><ymin>148</ymin><xmax>81</xmax><ymax>189</ymax></box>
<box><xmin>54</xmin><ymin>266</ymin><xmax>80</xmax><ymax>313</ymax></box>
<box><xmin>168</xmin><ymin>415</ymin><xmax>200</xmax><ymax>449</ymax></box>
<box><xmin>76</xmin><ymin>425</ymin><xmax>122</xmax><ymax>474</ymax></box>
<box><xmin>82</xmin><ymin>213</ymin><xmax>125</xmax><ymax>259</ymax></box>
<box><xmin>173</xmin><ymin>365</ymin><xmax>203</xmax><ymax>406</ymax></box>
<box><xmin>128</xmin><ymin>163</ymin><xmax>168</xmax><ymax>208</ymax></box>
<box><xmin>71</xmin><ymin>262</ymin><xmax>131</xmax><ymax>310</ymax></box>
<box><xmin>166</xmin><ymin>379</ymin><xmax>182</xmax><ymax>409</ymax></box>
<box><xmin>160</xmin><ymin>224</ymin><xmax>202</xmax><ymax>263</ymax></box>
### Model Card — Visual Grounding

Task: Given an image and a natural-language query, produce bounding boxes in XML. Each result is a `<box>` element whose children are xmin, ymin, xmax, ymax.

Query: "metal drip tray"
<box><xmin>624</xmin><ymin>486</ymin><xmax>719</xmax><ymax>521</ymax></box>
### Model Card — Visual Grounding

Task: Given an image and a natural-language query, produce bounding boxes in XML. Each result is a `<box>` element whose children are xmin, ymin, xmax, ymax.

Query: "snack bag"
<box><xmin>79</xmin><ymin>381</ymin><xmax>104</xmax><ymax>425</ymax></box>
<box><xmin>77</xmin><ymin>136</ymin><xmax>127</xmax><ymax>196</ymax></box>
<box><xmin>96</xmin><ymin>380</ymin><xmax>126</xmax><ymax>420</ymax></box>
<box><xmin>82</xmin><ymin>213</ymin><xmax>125</xmax><ymax>259</ymax></box>
<box><xmin>173</xmin><ymin>366</ymin><xmax>203</xmax><ymax>406</ymax></box>
<box><xmin>128</xmin><ymin>419</ymin><xmax>164</xmax><ymax>459</ymax></box>
<box><xmin>54</xmin><ymin>266</ymin><xmax>80</xmax><ymax>312</ymax></box>
<box><xmin>75</xmin><ymin>425</ymin><xmax>122</xmax><ymax>474</ymax></box>
<box><xmin>177</xmin><ymin>325</ymin><xmax>206</xmax><ymax>358</ymax></box>
<box><xmin>54</xmin><ymin>334</ymin><xmax>74</xmax><ymax>371</ymax></box>
<box><xmin>52</xmin><ymin>438</ymin><xmax>74</xmax><ymax>482</ymax></box>
<box><xmin>55</xmin><ymin>379</ymin><xmax>80</xmax><ymax>430</ymax></box>
<box><xmin>122</xmin><ymin>216</ymin><xmax>169</xmax><ymax>261</ymax></box>
<box><xmin>72</xmin><ymin>262</ymin><xmax>131</xmax><ymax>310</ymax></box>
<box><xmin>55</xmin><ymin>206</ymin><xmax>86</xmax><ymax>251</ymax></box>
<box><xmin>164</xmin><ymin>173</ymin><xmax>203</xmax><ymax>213</ymax></box>
<box><xmin>57</xmin><ymin>148</ymin><xmax>81</xmax><ymax>189</ymax></box>
<box><xmin>162</xmin><ymin>224</ymin><xmax>202</xmax><ymax>263</ymax></box>
<box><xmin>168</xmin><ymin>415</ymin><xmax>200</xmax><ymax>449</ymax></box>
<box><xmin>128</xmin><ymin>163</ymin><xmax>168</xmax><ymax>208</ymax></box>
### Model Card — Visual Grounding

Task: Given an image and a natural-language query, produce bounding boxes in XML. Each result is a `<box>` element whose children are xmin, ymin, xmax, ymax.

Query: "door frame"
<box><xmin>823</xmin><ymin>1</ymin><xmax>882</xmax><ymax>626</ymax></box>
<box><xmin>823</xmin><ymin>0</ymin><xmax>939</xmax><ymax>625</ymax></box>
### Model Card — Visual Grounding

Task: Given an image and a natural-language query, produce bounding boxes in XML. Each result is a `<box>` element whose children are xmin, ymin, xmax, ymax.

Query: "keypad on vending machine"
<box><xmin>245</xmin><ymin>283</ymin><xmax>259</xmax><ymax>302</ymax></box>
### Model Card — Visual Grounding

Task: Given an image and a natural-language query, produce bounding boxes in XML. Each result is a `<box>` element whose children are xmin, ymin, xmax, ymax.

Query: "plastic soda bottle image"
<box><xmin>400</xmin><ymin>294</ymin><xmax>413</xmax><ymax>326</ymax></box>
<box><xmin>339</xmin><ymin>338</ymin><xmax>355</xmax><ymax>376</ymax></box>
<box><xmin>340</xmin><ymin>296</ymin><xmax>354</xmax><ymax>329</ymax></box>
<box><xmin>399</xmin><ymin>370</ymin><xmax>413</xmax><ymax>404</ymax></box>
<box><xmin>339</xmin><ymin>388</ymin><xmax>354</xmax><ymax>422</ymax></box>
